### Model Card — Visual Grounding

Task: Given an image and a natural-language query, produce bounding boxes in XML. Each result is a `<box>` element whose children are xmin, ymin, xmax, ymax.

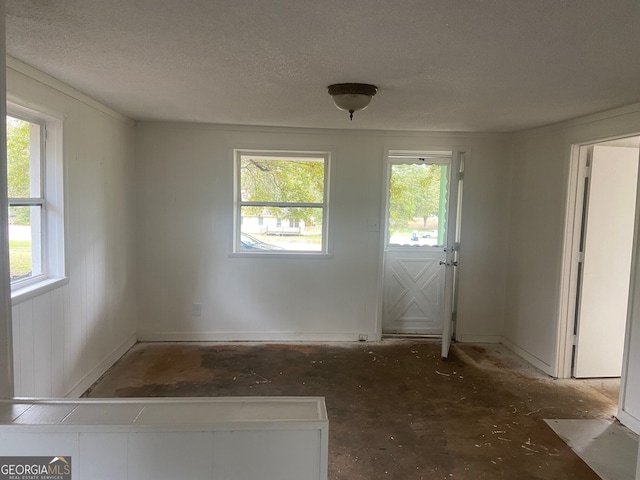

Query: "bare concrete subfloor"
<box><xmin>85</xmin><ymin>341</ymin><xmax>620</xmax><ymax>479</ymax></box>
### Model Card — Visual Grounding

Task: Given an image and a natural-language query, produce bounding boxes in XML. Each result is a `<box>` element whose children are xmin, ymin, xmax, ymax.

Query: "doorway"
<box><xmin>559</xmin><ymin>136</ymin><xmax>640</xmax><ymax>378</ymax></box>
<box><xmin>380</xmin><ymin>150</ymin><xmax>463</xmax><ymax>357</ymax></box>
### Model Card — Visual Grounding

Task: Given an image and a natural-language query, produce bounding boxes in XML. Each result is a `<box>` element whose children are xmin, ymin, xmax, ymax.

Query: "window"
<box><xmin>7</xmin><ymin>102</ymin><xmax>65</xmax><ymax>297</ymax></box>
<box><xmin>234</xmin><ymin>150</ymin><xmax>330</xmax><ymax>254</ymax></box>
<box><xmin>387</xmin><ymin>158</ymin><xmax>450</xmax><ymax>247</ymax></box>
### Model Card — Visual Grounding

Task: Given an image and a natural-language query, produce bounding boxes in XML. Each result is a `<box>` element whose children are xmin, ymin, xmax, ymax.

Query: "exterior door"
<box><xmin>382</xmin><ymin>151</ymin><xmax>460</xmax><ymax>356</ymax></box>
<box><xmin>383</xmin><ymin>248</ymin><xmax>446</xmax><ymax>335</ymax></box>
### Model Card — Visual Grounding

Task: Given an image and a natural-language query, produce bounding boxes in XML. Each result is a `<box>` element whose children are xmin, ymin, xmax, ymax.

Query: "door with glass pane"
<box><xmin>382</xmin><ymin>152</ymin><xmax>457</xmax><ymax>340</ymax></box>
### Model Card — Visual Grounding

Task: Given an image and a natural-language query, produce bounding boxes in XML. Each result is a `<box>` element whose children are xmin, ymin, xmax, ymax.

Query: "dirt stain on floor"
<box><xmin>85</xmin><ymin>340</ymin><xmax>614</xmax><ymax>479</ymax></box>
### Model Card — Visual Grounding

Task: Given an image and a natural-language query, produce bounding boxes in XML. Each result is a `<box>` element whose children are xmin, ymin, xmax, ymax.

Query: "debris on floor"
<box><xmin>85</xmin><ymin>340</ymin><xmax>617</xmax><ymax>479</ymax></box>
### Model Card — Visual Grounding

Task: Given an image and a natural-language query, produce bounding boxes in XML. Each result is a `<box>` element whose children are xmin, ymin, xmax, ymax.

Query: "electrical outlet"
<box><xmin>359</xmin><ymin>334</ymin><xmax>368</xmax><ymax>342</ymax></box>
<box><xmin>192</xmin><ymin>303</ymin><xmax>202</xmax><ymax>316</ymax></box>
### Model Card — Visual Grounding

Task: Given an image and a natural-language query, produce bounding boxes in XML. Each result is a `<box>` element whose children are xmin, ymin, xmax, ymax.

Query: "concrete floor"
<box><xmin>85</xmin><ymin>340</ymin><xmax>620</xmax><ymax>479</ymax></box>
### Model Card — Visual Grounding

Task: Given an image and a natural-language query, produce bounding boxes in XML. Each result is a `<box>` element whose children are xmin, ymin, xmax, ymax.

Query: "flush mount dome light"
<box><xmin>328</xmin><ymin>83</ymin><xmax>377</xmax><ymax>120</ymax></box>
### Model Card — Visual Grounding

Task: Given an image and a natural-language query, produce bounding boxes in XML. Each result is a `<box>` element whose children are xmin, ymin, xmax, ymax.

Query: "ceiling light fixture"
<box><xmin>328</xmin><ymin>83</ymin><xmax>377</xmax><ymax>120</ymax></box>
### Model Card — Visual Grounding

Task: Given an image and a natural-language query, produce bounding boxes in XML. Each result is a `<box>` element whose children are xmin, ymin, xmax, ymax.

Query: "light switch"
<box><xmin>192</xmin><ymin>303</ymin><xmax>202</xmax><ymax>316</ymax></box>
<box><xmin>367</xmin><ymin>218</ymin><xmax>380</xmax><ymax>232</ymax></box>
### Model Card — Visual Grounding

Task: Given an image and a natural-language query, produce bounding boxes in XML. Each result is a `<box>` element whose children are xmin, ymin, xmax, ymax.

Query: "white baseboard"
<box><xmin>501</xmin><ymin>336</ymin><xmax>554</xmax><ymax>376</ymax></box>
<box><xmin>137</xmin><ymin>330</ymin><xmax>375</xmax><ymax>343</ymax></box>
<box><xmin>65</xmin><ymin>333</ymin><xmax>137</xmax><ymax>398</ymax></box>
<box><xmin>455</xmin><ymin>334</ymin><xmax>503</xmax><ymax>343</ymax></box>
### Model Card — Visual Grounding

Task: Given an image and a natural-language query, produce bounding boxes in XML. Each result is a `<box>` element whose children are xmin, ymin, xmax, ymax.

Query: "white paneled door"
<box><xmin>574</xmin><ymin>144</ymin><xmax>639</xmax><ymax>378</ymax></box>
<box><xmin>383</xmin><ymin>249</ymin><xmax>446</xmax><ymax>335</ymax></box>
<box><xmin>382</xmin><ymin>151</ymin><xmax>461</xmax><ymax>357</ymax></box>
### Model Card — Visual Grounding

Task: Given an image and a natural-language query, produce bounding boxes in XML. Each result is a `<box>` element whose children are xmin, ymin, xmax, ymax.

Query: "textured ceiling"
<box><xmin>6</xmin><ymin>1</ymin><xmax>640</xmax><ymax>132</ymax></box>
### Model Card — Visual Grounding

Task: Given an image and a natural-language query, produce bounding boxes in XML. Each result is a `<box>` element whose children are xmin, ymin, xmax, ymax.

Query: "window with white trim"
<box><xmin>234</xmin><ymin>150</ymin><xmax>330</xmax><ymax>254</ymax></box>
<box><xmin>7</xmin><ymin>102</ymin><xmax>65</xmax><ymax>295</ymax></box>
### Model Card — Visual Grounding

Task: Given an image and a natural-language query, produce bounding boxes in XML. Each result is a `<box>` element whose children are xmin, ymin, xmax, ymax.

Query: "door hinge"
<box><xmin>584</xmin><ymin>165</ymin><xmax>591</xmax><ymax>178</ymax></box>
<box><xmin>458</xmin><ymin>171</ymin><xmax>464</xmax><ymax>181</ymax></box>
<box><xmin>577</xmin><ymin>251</ymin><xmax>585</xmax><ymax>263</ymax></box>
<box><xmin>572</xmin><ymin>334</ymin><xmax>578</xmax><ymax>345</ymax></box>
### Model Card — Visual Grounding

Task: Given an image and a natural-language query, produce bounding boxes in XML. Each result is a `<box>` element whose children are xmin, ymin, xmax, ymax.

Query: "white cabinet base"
<box><xmin>0</xmin><ymin>397</ymin><xmax>328</xmax><ymax>480</ymax></box>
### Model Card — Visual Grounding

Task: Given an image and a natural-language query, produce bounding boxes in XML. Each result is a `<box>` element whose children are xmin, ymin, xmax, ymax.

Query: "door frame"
<box><xmin>375</xmin><ymin>146</ymin><xmax>465</xmax><ymax>349</ymax></box>
<box><xmin>556</xmin><ymin>134</ymin><xmax>640</xmax><ymax>379</ymax></box>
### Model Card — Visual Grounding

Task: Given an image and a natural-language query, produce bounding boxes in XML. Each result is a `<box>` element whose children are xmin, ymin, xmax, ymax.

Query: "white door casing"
<box><xmin>558</xmin><ymin>136</ymin><xmax>640</xmax><ymax>434</ymax></box>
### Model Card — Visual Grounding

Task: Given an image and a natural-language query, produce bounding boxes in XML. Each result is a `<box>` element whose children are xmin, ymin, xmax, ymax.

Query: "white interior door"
<box><xmin>574</xmin><ymin>144</ymin><xmax>640</xmax><ymax>378</ymax></box>
<box><xmin>382</xmin><ymin>151</ymin><xmax>460</xmax><ymax>355</ymax></box>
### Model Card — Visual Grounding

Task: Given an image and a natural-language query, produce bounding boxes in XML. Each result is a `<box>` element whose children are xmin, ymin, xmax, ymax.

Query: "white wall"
<box><xmin>136</xmin><ymin>124</ymin><xmax>510</xmax><ymax>343</ymax></box>
<box><xmin>504</xmin><ymin>103</ymin><xmax>640</xmax><ymax>430</ymax></box>
<box><xmin>7</xmin><ymin>58</ymin><xmax>138</xmax><ymax>397</ymax></box>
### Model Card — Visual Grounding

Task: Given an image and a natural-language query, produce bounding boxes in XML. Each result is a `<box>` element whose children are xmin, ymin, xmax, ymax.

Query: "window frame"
<box><xmin>232</xmin><ymin>149</ymin><xmax>332</xmax><ymax>257</ymax></box>
<box><xmin>7</xmin><ymin>112</ymin><xmax>46</xmax><ymax>286</ymax></box>
<box><xmin>7</xmin><ymin>100</ymin><xmax>66</xmax><ymax>303</ymax></box>
<box><xmin>385</xmin><ymin>152</ymin><xmax>453</xmax><ymax>249</ymax></box>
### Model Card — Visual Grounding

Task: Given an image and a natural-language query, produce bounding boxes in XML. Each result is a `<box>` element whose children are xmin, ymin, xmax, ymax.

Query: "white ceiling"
<box><xmin>6</xmin><ymin>1</ymin><xmax>640</xmax><ymax>132</ymax></box>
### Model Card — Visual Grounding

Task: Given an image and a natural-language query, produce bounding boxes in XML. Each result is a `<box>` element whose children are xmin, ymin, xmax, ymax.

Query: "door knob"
<box><xmin>440</xmin><ymin>260</ymin><xmax>459</xmax><ymax>267</ymax></box>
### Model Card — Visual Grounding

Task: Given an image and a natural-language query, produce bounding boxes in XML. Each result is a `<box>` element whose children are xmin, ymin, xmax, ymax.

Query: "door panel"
<box><xmin>382</xmin><ymin>249</ymin><xmax>446</xmax><ymax>334</ymax></box>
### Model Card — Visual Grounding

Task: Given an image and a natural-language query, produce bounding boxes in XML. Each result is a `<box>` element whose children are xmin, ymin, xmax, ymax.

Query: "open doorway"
<box><xmin>559</xmin><ymin>135</ymin><xmax>640</xmax><ymax>379</ymax></box>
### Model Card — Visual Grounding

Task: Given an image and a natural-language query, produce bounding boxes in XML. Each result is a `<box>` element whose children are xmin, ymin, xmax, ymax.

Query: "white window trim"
<box><xmin>8</xmin><ymin>101</ymin><xmax>67</xmax><ymax>304</ymax></box>
<box><xmin>232</xmin><ymin>149</ymin><xmax>333</xmax><ymax>258</ymax></box>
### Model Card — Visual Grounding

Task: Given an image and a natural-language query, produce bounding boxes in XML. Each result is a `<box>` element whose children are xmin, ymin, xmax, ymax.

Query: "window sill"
<box><xmin>11</xmin><ymin>277</ymin><xmax>69</xmax><ymax>306</ymax></box>
<box><xmin>229</xmin><ymin>252</ymin><xmax>333</xmax><ymax>259</ymax></box>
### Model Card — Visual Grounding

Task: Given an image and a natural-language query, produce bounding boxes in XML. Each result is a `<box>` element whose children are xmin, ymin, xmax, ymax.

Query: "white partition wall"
<box><xmin>0</xmin><ymin>397</ymin><xmax>329</xmax><ymax>480</ymax></box>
